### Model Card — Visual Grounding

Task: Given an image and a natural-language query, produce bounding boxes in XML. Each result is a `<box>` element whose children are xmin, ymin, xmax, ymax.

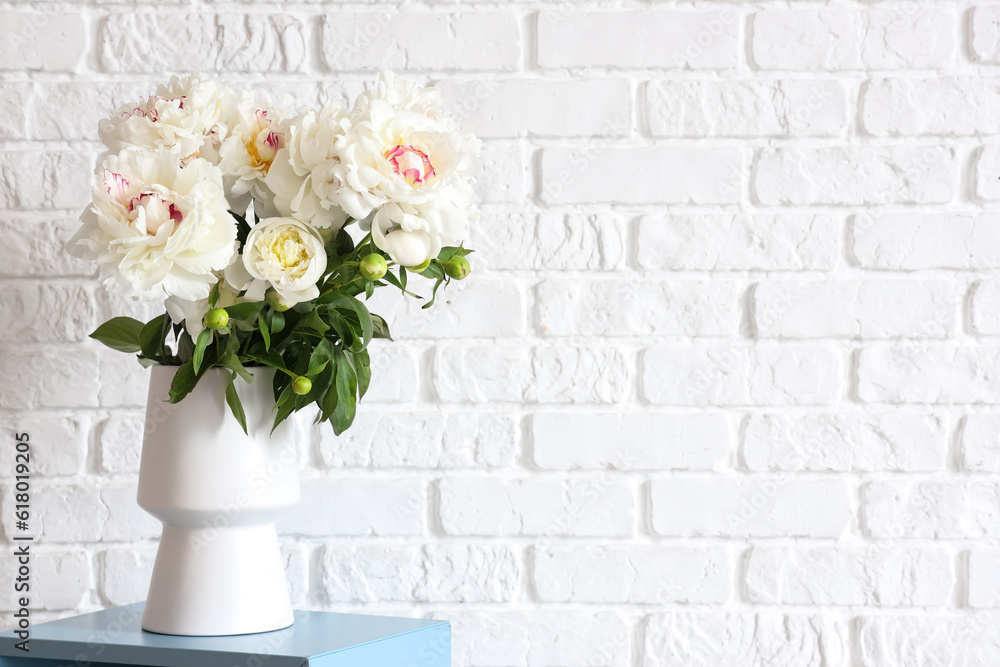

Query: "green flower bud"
<box><xmin>292</xmin><ymin>376</ymin><xmax>312</xmax><ymax>396</ymax></box>
<box><xmin>359</xmin><ymin>253</ymin><xmax>388</xmax><ymax>281</ymax></box>
<box><xmin>445</xmin><ymin>256</ymin><xmax>471</xmax><ymax>280</ymax></box>
<box><xmin>265</xmin><ymin>291</ymin><xmax>292</xmax><ymax>312</ymax></box>
<box><xmin>407</xmin><ymin>259</ymin><xmax>431</xmax><ymax>272</ymax></box>
<box><xmin>203</xmin><ymin>308</ymin><xmax>229</xmax><ymax>330</ymax></box>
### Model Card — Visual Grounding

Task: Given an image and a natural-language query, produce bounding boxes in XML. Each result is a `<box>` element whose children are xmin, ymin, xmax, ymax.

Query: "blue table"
<box><xmin>0</xmin><ymin>603</ymin><xmax>450</xmax><ymax>666</ymax></box>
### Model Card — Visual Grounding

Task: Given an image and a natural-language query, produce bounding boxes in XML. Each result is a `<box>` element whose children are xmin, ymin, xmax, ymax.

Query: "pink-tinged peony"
<box><xmin>99</xmin><ymin>75</ymin><xmax>234</xmax><ymax>163</ymax></box>
<box><xmin>218</xmin><ymin>90</ymin><xmax>296</xmax><ymax>214</ymax></box>
<box><xmin>70</xmin><ymin>147</ymin><xmax>237</xmax><ymax>300</ymax></box>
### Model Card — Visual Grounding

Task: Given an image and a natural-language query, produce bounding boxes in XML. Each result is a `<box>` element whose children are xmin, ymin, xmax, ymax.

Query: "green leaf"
<box><xmin>365</xmin><ymin>279</ymin><xmax>375</xmax><ymax>300</ymax></box>
<box><xmin>421</xmin><ymin>276</ymin><xmax>448</xmax><ymax>310</ymax></box>
<box><xmin>333</xmin><ymin>295</ymin><xmax>373</xmax><ymax>349</ymax></box>
<box><xmin>296</xmin><ymin>308</ymin><xmax>330</xmax><ymax>335</ymax></box>
<box><xmin>192</xmin><ymin>328</ymin><xmax>212</xmax><ymax>375</ymax></box>
<box><xmin>258</xmin><ymin>312</ymin><xmax>271</xmax><ymax>350</ymax></box>
<box><xmin>225</xmin><ymin>373</ymin><xmax>248</xmax><ymax>435</ymax></box>
<box><xmin>177</xmin><ymin>330</ymin><xmax>195</xmax><ymax>363</ymax></box>
<box><xmin>332</xmin><ymin>227</ymin><xmax>355</xmax><ymax>255</ymax></box>
<box><xmin>139</xmin><ymin>314</ymin><xmax>170</xmax><ymax>360</ymax></box>
<box><xmin>331</xmin><ymin>352</ymin><xmax>358</xmax><ymax>435</ymax></box>
<box><xmin>222</xmin><ymin>352</ymin><xmax>254</xmax><ymax>383</ymax></box>
<box><xmin>89</xmin><ymin>317</ymin><xmax>145</xmax><ymax>353</ymax></box>
<box><xmin>269</xmin><ymin>309</ymin><xmax>285</xmax><ymax>335</ymax></box>
<box><xmin>419</xmin><ymin>262</ymin><xmax>446</xmax><ymax>280</ymax></box>
<box><xmin>225</xmin><ymin>301</ymin><xmax>265</xmax><ymax>321</ymax></box>
<box><xmin>399</xmin><ymin>266</ymin><xmax>408</xmax><ymax>291</ymax></box>
<box><xmin>351</xmin><ymin>348</ymin><xmax>371</xmax><ymax>400</ymax></box>
<box><xmin>167</xmin><ymin>361</ymin><xmax>198</xmax><ymax>404</ymax></box>
<box><xmin>271</xmin><ymin>383</ymin><xmax>296</xmax><ymax>433</ymax></box>
<box><xmin>371</xmin><ymin>314</ymin><xmax>392</xmax><ymax>341</ymax></box>
<box><xmin>208</xmin><ymin>282</ymin><xmax>221</xmax><ymax>309</ymax></box>
<box><xmin>246</xmin><ymin>348</ymin><xmax>288</xmax><ymax>371</ymax></box>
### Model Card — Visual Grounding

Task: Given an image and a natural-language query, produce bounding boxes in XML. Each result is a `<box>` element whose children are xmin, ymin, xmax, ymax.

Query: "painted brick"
<box><xmin>636</xmin><ymin>214</ymin><xmax>840</xmax><ymax>271</ymax></box>
<box><xmin>864</xmin><ymin>482</ymin><xmax>1000</xmax><ymax>539</ymax></box>
<box><xmin>471</xmin><ymin>213</ymin><xmax>626</xmax><ymax>272</ymax></box>
<box><xmin>755</xmin><ymin>146</ymin><xmax>957</xmax><ymax>205</ymax></box>
<box><xmin>967</xmin><ymin>550</ymin><xmax>1000</xmax><ymax>608</ymax></box>
<box><xmin>650</xmin><ymin>478</ymin><xmax>851</xmax><ymax>538</ymax></box>
<box><xmin>533</xmin><ymin>545</ymin><xmax>729</xmax><ymax>604</ymax></box>
<box><xmin>647</xmin><ymin>79</ymin><xmax>848</xmax><ymax>137</ymax></box>
<box><xmin>752</xmin><ymin>8</ymin><xmax>955</xmax><ymax>70</ymax></box>
<box><xmin>0</xmin><ymin>82</ymin><xmax>29</xmax><ymax>139</ymax></box>
<box><xmin>746</xmin><ymin>546</ymin><xmax>953</xmax><ymax>606</ymax></box>
<box><xmin>98</xmin><ymin>412</ymin><xmax>144</xmax><ymax>474</ymax></box>
<box><xmin>858</xmin><ymin>346</ymin><xmax>1000</xmax><ymax>404</ymax></box>
<box><xmin>0</xmin><ymin>349</ymin><xmax>101</xmax><ymax>410</ymax></box>
<box><xmin>0</xmin><ymin>218</ymin><xmax>95</xmax><ymax>277</ymax></box>
<box><xmin>858</xmin><ymin>617</ymin><xmax>1000</xmax><ymax>666</ymax></box>
<box><xmin>753</xmin><ymin>280</ymin><xmax>957</xmax><ymax>339</ymax></box>
<box><xmin>322</xmin><ymin>544</ymin><xmax>519</xmax><ymax>602</ymax></box>
<box><xmin>436</xmin><ymin>346</ymin><xmax>630</xmax><ymax>404</ymax></box>
<box><xmin>864</xmin><ymin>77</ymin><xmax>1000</xmax><ymax>136</ymax></box>
<box><xmin>531</xmin><ymin>413</ymin><xmax>731</xmax><ymax>471</ymax></box>
<box><xmin>445</xmin><ymin>611</ymin><xmax>630</xmax><ymax>667</ymax></box>
<box><xmin>440</xmin><ymin>79</ymin><xmax>632</xmax><ymax>138</ymax></box>
<box><xmin>542</xmin><ymin>147</ymin><xmax>744</xmax><ymax>205</ymax></box>
<box><xmin>319</xmin><ymin>412</ymin><xmax>516</xmax><ymax>469</ymax></box>
<box><xmin>0</xmin><ymin>151</ymin><xmax>93</xmax><ymax>209</ymax></box>
<box><xmin>322</xmin><ymin>12</ymin><xmax>520</xmax><ymax>71</ymax></box>
<box><xmin>101</xmin><ymin>14</ymin><xmax>306</xmax><ymax>72</ymax></box>
<box><xmin>973</xmin><ymin>5</ymin><xmax>1000</xmax><ymax>64</ymax></box>
<box><xmin>744</xmin><ymin>412</ymin><xmax>948</xmax><ymax>472</ymax></box>
<box><xmin>279</xmin><ymin>479</ymin><xmax>425</xmax><ymax>536</ymax></box>
<box><xmin>538</xmin><ymin>279</ymin><xmax>737</xmax><ymax>337</ymax></box>
<box><xmin>366</xmin><ymin>279</ymin><xmax>524</xmax><ymax>338</ymax></box>
<box><xmin>0</xmin><ymin>12</ymin><xmax>85</xmax><ymax>71</ymax></box>
<box><xmin>852</xmin><ymin>213</ymin><xmax>1000</xmax><ymax>270</ymax></box>
<box><xmin>976</xmin><ymin>146</ymin><xmax>1000</xmax><ymax>201</ymax></box>
<box><xmin>642</xmin><ymin>346</ymin><xmax>842</xmax><ymax>406</ymax></box>
<box><xmin>439</xmin><ymin>477</ymin><xmax>635</xmax><ymax>537</ymax></box>
<box><xmin>0</xmin><ymin>282</ymin><xmax>99</xmax><ymax>343</ymax></box>
<box><xmin>645</xmin><ymin>613</ymin><xmax>848</xmax><ymax>667</ymax></box>
<box><xmin>961</xmin><ymin>415</ymin><xmax>1000</xmax><ymax>472</ymax></box>
<box><xmin>538</xmin><ymin>11</ymin><xmax>739</xmax><ymax>69</ymax></box>
<box><xmin>4</xmin><ymin>413</ymin><xmax>88</xmax><ymax>477</ymax></box>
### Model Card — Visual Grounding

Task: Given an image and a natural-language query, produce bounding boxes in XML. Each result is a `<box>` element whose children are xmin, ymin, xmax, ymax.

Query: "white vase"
<box><xmin>137</xmin><ymin>365</ymin><xmax>302</xmax><ymax>636</ymax></box>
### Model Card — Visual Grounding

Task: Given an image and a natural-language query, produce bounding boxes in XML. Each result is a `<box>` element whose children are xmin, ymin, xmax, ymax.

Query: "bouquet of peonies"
<box><xmin>71</xmin><ymin>72</ymin><xmax>481</xmax><ymax>434</ymax></box>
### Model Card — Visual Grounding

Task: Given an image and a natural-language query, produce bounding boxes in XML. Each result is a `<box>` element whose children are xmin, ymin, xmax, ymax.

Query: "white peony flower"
<box><xmin>225</xmin><ymin>217</ymin><xmax>327</xmax><ymax>305</ymax></box>
<box><xmin>218</xmin><ymin>89</ymin><xmax>296</xmax><ymax>214</ymax></box>
<box><xmin>69</xmin><ymin>147</ymin><xmax>237</xmax><ymax>300</ymax></box>
<box><xmin>328</xmin><ymin>74</ymin><xmax>482</xmax><ymax>224</ymax></box>
<box><xmin>262</xmin><ymin>101</ymin><xmax>350</xmax><ymax>231</ymax></box>
<box><xmin>99</xmin><ymin>75</ymin><xmax>234</xmax><ymax>163</ymax></box>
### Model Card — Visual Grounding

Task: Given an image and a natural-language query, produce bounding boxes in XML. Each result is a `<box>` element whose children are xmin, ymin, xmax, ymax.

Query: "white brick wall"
<box><xmin>2</xmin><ymin>2</ymin><xmax>1000</xmax><ymax>665</ymax></box>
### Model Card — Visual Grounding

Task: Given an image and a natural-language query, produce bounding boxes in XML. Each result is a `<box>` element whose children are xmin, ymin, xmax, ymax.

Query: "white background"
<box><xmin>1</xmin><ymin>1</ymin><xmax>999</xmax><ymax>665</ymax></box>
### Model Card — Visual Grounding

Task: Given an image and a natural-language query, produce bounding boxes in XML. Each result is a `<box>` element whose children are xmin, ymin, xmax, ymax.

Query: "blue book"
<box><xmin>0</xmin><ymin>603</ymin><xmax>450</xmax><ymax>666</ymax></box>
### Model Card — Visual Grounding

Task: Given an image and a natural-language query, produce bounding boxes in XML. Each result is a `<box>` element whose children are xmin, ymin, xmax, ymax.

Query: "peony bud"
<box><xmin>266</xmin><ymin>291</ymin><xmax>292</xmax><ymax>312</ymax></box>
<box><xmin>360</xmin><ymin>253</ymin><xmax>388</xmax><ymax>281</ymax></box>
<box><xmin>203</xmin><ymin>308</ymin><xmax>229</xmax><ymax>330</ymax></box>
<box><xmin>445</xmin><ymin>256</ymin><xmax>471</xmax><ymax>280</ymax></box>
<box><xmin>292</xmin><ymin>376</ymin><xmax>312</xmax><ymax>395</ymax></box>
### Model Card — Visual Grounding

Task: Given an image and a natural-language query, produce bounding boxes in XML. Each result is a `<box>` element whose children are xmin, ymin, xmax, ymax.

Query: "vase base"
<box><xmin>142</xmin><ymin>523</ymin><xmax>294</xmax><ymax>637</ymax></box>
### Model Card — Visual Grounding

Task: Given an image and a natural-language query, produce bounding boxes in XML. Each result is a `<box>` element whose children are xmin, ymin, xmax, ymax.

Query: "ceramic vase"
<box><xmin>137</xmin><ymin>365</ymin><xmax>301</xmax><ymax>636</ymax></box>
